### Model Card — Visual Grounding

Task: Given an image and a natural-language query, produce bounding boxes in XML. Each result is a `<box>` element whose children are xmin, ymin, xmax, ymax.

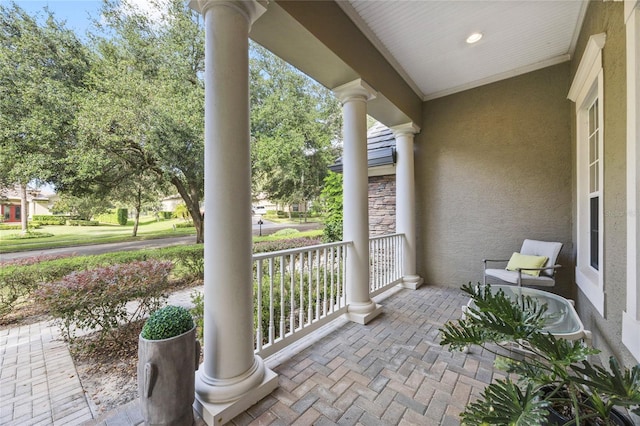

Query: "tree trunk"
<box><xmin>20</xmin><ymin>183</ymin><xmax>28</xmax><ymax>234</ymax></box>
<box><xmin>132</xmin><ymin>187</ymin><xmax>142</xmax><ymax>237</ymax></box>
<box><xmin>170</xmin><ymin>176</ymin><xmax>203</xmax><ymax>243</ymax></box>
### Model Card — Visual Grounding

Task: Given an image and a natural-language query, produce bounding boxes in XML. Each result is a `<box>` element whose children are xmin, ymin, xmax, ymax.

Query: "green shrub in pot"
<box><xmin>141</xmin><ymin>305</ymin><xmax>194</xmax><ymax>340</ymax></box>
<box><xmin>138</xmin><ymin>305</ymin><xmax>199</xmax><ymax>426</ymax></box>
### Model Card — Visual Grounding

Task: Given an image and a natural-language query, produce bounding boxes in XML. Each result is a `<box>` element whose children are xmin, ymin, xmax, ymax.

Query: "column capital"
<box><xmin>189</xmin><ymin>0</ymin><xmax>267</xmax><ymax>27</ymax></box>
<box><xmin>391</xmin><ymin>122</ymin><xmax>420</xmax><ymax>137</ymax></box>
<box><xmin>332</xmin><ymin>79</ymin><xmax>377</xmax><ymax>104</ymax></box>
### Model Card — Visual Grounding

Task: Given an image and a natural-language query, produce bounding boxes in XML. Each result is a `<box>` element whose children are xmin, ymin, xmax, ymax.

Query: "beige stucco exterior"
<box><xmin>416</xmin><ymin>63</ymin><xmax>573</xmax><ymax>297</ymax></box>
<box><xmin>568</xmin><ymin>1</ymin><xmax>635</xmax><ymax>366</ymax></box>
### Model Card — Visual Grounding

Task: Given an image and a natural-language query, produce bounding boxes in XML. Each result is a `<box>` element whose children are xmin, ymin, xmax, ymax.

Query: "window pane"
<box><xmin>589</xmin><ymin>133</ymin><xmax>597</xmax><ymax>163</ymax></box>
<box><xmin>589</xmin><ymin>103</ymin><xmax>595</xmax><ymax>134</ymax></box>
<box><xmin>590</xmin><ymin>196</ymin><xmax>599</xmax><ymax>270</ymax></box>
<box><xmin>15</xmin><ymin>206</ymin><xmax>21</xmax><ymax>220</ymax></box>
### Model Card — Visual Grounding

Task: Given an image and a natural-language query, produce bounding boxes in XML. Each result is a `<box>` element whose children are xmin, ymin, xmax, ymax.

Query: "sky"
<box><xmin>5</xmin><ymin>1</ymin><xmax>103</xmax><ymax>36</ymax></box>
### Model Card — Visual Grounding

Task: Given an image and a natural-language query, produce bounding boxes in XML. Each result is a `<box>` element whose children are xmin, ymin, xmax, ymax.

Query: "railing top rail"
<box><xmin>369</xmin><ymin>233</ymin><xmax>405</xmax><ymax>242</ymax></box>
<box><xmin>252</xmin><ymin>240</ymin><xmax>354</xmax><ymax>261</ymax></box>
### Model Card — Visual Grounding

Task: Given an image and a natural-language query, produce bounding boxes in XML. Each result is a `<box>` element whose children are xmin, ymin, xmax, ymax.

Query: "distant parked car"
<box><xmin>253</xmin><ymin>206</ymin><xmax>267</xmax><ymax>215</ymax></box>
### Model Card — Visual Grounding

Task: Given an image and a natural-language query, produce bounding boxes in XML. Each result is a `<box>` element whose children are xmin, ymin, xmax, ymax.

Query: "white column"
<box><xmin>333</xmin><ymin>79</ymin><xmax>382</xmax><ymax>325</ymax></box>
<box><xmin>189</xmin><ymin>1</ymin><xmax>277</xmax><ymax>423</ymax></box>
<box><xmin>391</xmin><ymin>123</ymin><xmax>424</xmax><ymax>290</ymax></box>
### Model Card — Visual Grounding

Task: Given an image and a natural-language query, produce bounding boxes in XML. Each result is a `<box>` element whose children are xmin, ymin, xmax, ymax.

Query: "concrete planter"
<box><xmin>138</xmin><ymin>326</ymin><xmax>199</xmax><ymax>426</ymax></box>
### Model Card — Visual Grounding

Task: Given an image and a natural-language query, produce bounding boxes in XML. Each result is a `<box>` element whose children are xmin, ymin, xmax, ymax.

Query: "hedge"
<box><xmin>116</xmin><ymin>208</ymin><xmax>128</xmax><ymax>226</ymax></box>
<box><xmin>32</xmin><ymin>215</ymin><xmax>68</xmax><ymax>225</ymax></box>
<box><xmin>95</xmin><ymin>211</ymin><xmax>119</xmax><ymax>225</ymax></box>
<box><xmin>67</xmin><ymin>220</ymin><xmax>99</xmax><ymax>226</ymax></box>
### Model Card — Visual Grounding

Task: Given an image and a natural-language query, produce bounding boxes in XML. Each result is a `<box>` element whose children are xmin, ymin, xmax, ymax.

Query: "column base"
<box><xmin>401</xmin><ymin>275</ymin><xmax>424</xmax><ymax>290</ymax></box>
<box><xmin>194</xmin><ymin>367</ymin><xmax>278</xmax><ymax>425</ymax></box>
<box><xmin>345</xmin><ymin>303</ymin><xmax>383</xmax><ymax>325</ymax></box>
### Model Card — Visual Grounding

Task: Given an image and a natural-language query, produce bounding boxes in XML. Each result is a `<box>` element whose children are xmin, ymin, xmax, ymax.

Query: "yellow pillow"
<box><xmin>506</xmin><ymin>252</ymin><xmax>549</xmax><ymax>277</ymax></box>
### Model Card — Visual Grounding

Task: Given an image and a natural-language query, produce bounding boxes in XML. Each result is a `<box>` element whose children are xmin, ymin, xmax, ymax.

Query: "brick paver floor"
<box><xmin>2</xmin><ymin>285</ymin><xmax>504</xmax><ymax>425</ymax></box>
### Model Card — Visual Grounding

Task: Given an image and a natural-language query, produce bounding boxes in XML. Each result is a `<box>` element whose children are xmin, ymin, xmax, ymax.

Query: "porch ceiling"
<box><xmin>338</xmin><ymin>0</ymin><xmax>588</xmax><ymax>101</ymax></box>
<box><xmin>251</xmin><ymin>1</ymin><xmax>587</xmax><ymax>125</ymax></box>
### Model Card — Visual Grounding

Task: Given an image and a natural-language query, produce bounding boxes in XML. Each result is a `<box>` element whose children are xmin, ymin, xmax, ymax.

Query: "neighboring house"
<box><xmin>159</xmin><ymin>194</ymin><xmax>183</xmax><ymax>213</ymax></box>
<box><xmin>330</xmin><ymin>121</ymin><xmax>397</xmax><ymax>236</ymax></box>
<box><xmin>0</xmin><ymin>186</ymin><xmax>57</xmax><ymax>222</ymax></box>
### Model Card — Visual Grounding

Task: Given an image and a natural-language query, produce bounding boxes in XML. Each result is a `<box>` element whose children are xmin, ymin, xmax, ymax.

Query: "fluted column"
<box><xmin>333</xmin><ymin>79</ymin><xmax>383</xmax><ymax>324</ymax></box>
<box><xmin>392</xmin><ymin>123</ymin><xmax>424</xmax><ymax>290</ymax></box>
<box><xmin>189</xmin><ymin>1</ymin><xmax>277</xmax><ymax>423</ymax></box>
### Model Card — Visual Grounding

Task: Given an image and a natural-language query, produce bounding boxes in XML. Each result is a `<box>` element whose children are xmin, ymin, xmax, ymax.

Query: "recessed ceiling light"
<box><xmin>466</xmin><ymin>32</ymin><xmax>483</xmax><ymax>44</ymax></box>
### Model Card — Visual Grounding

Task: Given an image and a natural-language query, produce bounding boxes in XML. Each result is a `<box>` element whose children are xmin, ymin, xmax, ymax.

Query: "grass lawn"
<box><xmin>0</xmin><ymin>217</ymin><xmax>326</xmax><ymax>254</ymax></box>
<box><xmin>262</xmin><ymin>215</ymin><xmax>325</xmax><ymax>224</ymax></box>
<box><xmin>0</xmin><ymin>217</ymin><xmax>196</xmax><ymax>254</ymax></box>
<box><xmin>253</xmin><ymin>229</ymin><xmax>323</xmax><ymax>242</ymax></box>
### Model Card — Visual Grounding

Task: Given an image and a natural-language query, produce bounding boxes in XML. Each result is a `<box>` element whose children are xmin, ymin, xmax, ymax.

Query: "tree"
<box><xmin>320</xmin><ymin>171</ymin><xmax>343</xmax><ymax>242</ymax></box>
<box><xmin>250</xmin><ymin>44</ymin><xmax>342</xmax><ymax>217</ymax></box>
<box><xmin>71</xmin><ymin>0</ymin><xmax>205</xmax><ymax>242</ymax></box>
<box><xmin>109</xmin><ymin>170</ymin><xmax>167</xmax><ymax>236</ymax></box>
<box><xmin>51</xmin><ymin>194</ymin><xmax>111</xmax><ymax>220</ymax></box>
<box><xmin>0</xmin><ymin>3</ymin><xmax>90</xmax><ymax>232</ymax></box>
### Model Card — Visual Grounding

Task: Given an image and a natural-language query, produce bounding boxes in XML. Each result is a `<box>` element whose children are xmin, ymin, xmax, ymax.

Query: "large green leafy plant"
<box><xmin>440</xmin><ymin>283</ymin><xmax>640</xmax><ymax>425</ymax></box>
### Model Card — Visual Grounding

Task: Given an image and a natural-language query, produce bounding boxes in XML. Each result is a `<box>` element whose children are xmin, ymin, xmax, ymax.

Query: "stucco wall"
<box><xmin>415</xmin><ymin>63</ymin><xmax>573</xmax><ymax>298</ymax></box>
<box><xmin>569</xmin><ymin>1</ymin><xmax>635</xmax><ymax>367</ymax></box>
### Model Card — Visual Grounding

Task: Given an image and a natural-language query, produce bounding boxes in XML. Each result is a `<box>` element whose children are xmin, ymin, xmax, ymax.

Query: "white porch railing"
<box><xmin>253</xmin><ymin>241</ymin><xmax>350</xmax><ymax>357</ymax></box>
<box><xmin>252</xmin><ymin>233</ymin><xmax>405</xmax><ymax>357</ymax></box>
<box><xmin>369</xmin><ymin>233</ymin><xmax>404</xmax><ymax>297</ymax></box>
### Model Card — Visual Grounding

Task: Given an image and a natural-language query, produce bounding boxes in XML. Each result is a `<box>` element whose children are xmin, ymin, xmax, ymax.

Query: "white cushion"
<box><xmin>484</xmin><ymin>268</ymin><xmax>556</xmax><ymax>287</ymax></box>
<box><xmin>520</xmin><ymin>239</ymin><xmax>563</xmax><ymax>277</ymax></box>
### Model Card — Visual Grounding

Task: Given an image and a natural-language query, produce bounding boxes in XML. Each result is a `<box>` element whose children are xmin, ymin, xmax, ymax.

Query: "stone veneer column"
<box><xmin>333</xmin><ymin>79</ymin><xmax>383</xmax><ymax>324</ymax></box>
<box><xmin>188</xmin><ymin>1</ymin><xmax>277</xmax><ymax>424</ymax></box>
<box><xmin>392</xmin><ymin>123</ymin><xmax>424</xmax><ymax>289</ymax></box>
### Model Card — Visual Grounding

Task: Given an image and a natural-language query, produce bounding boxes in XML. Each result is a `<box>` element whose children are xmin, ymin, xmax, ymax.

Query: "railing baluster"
<box><xmin>330</xmin><ymin>246</ymin><xmax>335</xmax><ymax>312</ymax></box>
<box><xmin>280</xmin><ymin>255</ymin><xmax>285</xmax><ymax>340</ymax></box>
<box><xmin>315</xmin><ymin>249</ymin><xmax>321</xmax><ymax>320</ymax></box>
<box><xmin>289</xmin><ymin>253</ymin><xmax>295</xmax><ymax>335</ymax></box>
<box><xmin>306</xmin><ymin>250</ymin><xmax>312</xmax><ymax>325</ymax></box>
<box><xmin>299</xmin><ymin>252</ymin><xmax>304</xmax><ymax>329</ymax></box>
<box><xmin>268</xmin><ymin>258</ymin><xmax>275</xmax><ymax>345</ymax></box>
<box><xmin>323</xmin><ymin>247</ymin><xmax>328</xmax><ymax>316</ymax></box>
<box><xmin>256</xmin><ymin>259</ymin><xmax>263</xmax><ymax>352</ymax></box>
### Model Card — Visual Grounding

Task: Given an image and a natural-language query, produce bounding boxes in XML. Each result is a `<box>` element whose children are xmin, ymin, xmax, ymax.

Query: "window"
<box><xmin>15</xmin><ymin>206</ymin><xmax>21</xmax><ymax>221</ymax></box>
<box><xmin>568</xmin><ymin>33</ymin><xmax>606</xmax><ymax>316</ymax></box>
<box><xmin>588</xmin><ymin>99</ymin><xmax>600</xmax><ymax>270</ymax></box>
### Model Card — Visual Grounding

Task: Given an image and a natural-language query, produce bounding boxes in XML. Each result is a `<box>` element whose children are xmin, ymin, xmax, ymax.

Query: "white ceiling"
<box><xmin>338</xmin><ymin>0</ymin><xmax>588</xmax><ymax>101</ymax></box>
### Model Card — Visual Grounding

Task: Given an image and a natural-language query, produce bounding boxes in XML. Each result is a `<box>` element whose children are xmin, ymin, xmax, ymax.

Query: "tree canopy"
<box><xmin>1</xmin><ymin>0</ymin><xmax>342</xmax><ymax>240</ymax></box>
<box><xmin>0</xmin><ymin>3</ymin><xmax>90</xmax><ymax>230</ymax></box>
<box><xmin>250</xmin><ymin>44</ymin><xmax>341</xmax><ymax>213</ymax></box>
<box><xmin>71</xmin><ymin>0</ymin><xmax>206</xmax><ymax>241</ymax></box>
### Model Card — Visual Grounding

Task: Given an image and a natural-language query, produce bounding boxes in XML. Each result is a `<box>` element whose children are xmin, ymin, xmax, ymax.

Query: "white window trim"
<box><xmin>569</xmin><ymin>33</ymin><xmax>606</xmax><ymax>316</ymax></box>
<box><xmin>623</xmin><ymin>0</ymin><xmax>640</xmax><ymax>362</ymax></box>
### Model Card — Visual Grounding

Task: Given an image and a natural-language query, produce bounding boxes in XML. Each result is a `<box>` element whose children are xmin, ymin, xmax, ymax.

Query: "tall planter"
<box><xmin>138</xmin><ymin>326</ymin><xmax>199</xmax><ymax>426</ymax></box>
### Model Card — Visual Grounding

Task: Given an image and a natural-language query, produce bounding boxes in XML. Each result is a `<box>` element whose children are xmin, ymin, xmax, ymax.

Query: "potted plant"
<box><xmin>440</xmin><ymin>283</ymin><xmax>640</xmax><ymax>425</ymax></box>
<box><xmin>138</xmin><ymin>305</ymin><xmax>200</xmax><ymax>426</ymax></box>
